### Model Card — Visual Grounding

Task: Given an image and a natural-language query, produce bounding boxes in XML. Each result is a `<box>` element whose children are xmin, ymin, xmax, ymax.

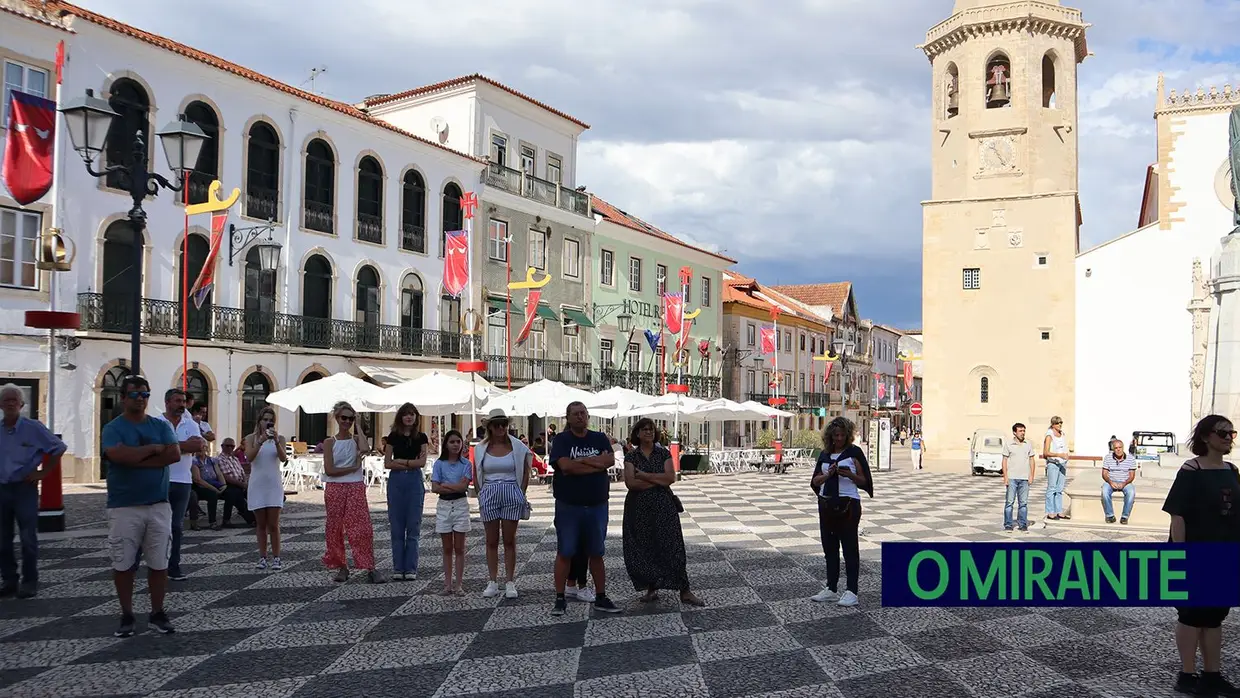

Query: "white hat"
<box><xmin>484</xmin><ymin>407</ymin><xmax>510</xmax><ymax>424</ymax></box>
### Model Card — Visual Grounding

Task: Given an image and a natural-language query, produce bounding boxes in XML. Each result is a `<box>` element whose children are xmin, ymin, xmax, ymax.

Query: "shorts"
<box><xmin>554</xmin><ymin>501</ymin><xmax>608</xmax><ymax>557</ymax></box>
<box><xmin>479</xmin><ymin>480</ymin><xmax>527</xmax><ymax>522</ymax></box>
<box><xmin>107</xmin><ymin>503</ymin><xmax>173</xmax><ymax>572</ymax></box>
<box><xmin>1177</xmin><ymin>606</ymin><xmax>1231</xmax><ymax>629</ymax></box>
<box><xmin>436</xmin><ymin>497</ymin><xmax>472</xmax><ymax>534</ymax></box>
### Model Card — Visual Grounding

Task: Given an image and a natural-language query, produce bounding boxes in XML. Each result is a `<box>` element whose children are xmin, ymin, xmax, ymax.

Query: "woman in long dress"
<box><xmin>242</xmin><ymin>405</ymin><xmax>286</xmax><ymax>570</ymax></box>
<box><xmin>622</xmin><ymin>418</ymin><xmax>704</xmax><ymax>606</ymax></box>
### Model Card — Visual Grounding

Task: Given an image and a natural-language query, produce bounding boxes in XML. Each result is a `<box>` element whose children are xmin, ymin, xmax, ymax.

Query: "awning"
<box><xmin>354</xmin><ymin>363</ymin><xmax>499</xmax><ymax>392</ymax></box>
<box><xmin>487</xmin><ymin>297</ymin><xmax>514</xmax><ymax>314</ymax></box>
<box><xmin>535</xmin><ymin>304</ymin><xmax>559</xmax><ymax>321</ymax></box>
<box><xmin>561</xmin><ymin>307</ymin><xmax>595</xmax><ymax>328</ymax></box>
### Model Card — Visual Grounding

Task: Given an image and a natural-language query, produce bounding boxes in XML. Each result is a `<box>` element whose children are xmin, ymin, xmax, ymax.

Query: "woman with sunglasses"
<box><xmin>1164</xmin><ymin>415</ymin><xmax>1240</xmax><ymax>696</ymax></box>
<box><xmin>243</xmin><ymin>405</ymin><xmax>287</xmax><ymax>570</ymax></box>
<box><xmin>321</xmin><ymin>401</ymin><xmax>383</xmax><ymax>583</ymax></box>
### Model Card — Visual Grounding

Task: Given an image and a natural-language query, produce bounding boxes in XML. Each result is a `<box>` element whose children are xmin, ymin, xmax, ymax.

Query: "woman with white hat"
<box><xmin>474</xmin><ymin>408</ymin><xmax>533</xmax><ymax>599</ymax></box>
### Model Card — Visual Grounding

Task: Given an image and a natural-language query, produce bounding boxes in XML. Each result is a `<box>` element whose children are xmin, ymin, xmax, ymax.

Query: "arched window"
<box><xmin>301</xmin><ymin>254</ymin><xmax>333</xmax><ymax>348</ymax></box>
<box><xmin>980</xmin><ymin>376</ymin><xmax>990</xmax><ymax>404</ymax></box>
<box><xmin>104</xmin><ymin>78</ymin><xmax>150</xmax><ymax>190</ymax></box>
<box><xmin>441</xmin><ymin>183</ymin><xmax>463</xmax><ymax>257</ymax></box>
<box><xmin>101</xmin><ymin>221</ymin><xmax>144</xmax><ymax>333</ymax></box>
<box><xmin>985</xmin><ymin>53</ymin><xmax>1011</xmax><ymax>109</ymax></box>
<box><xmin>239</xmin><ymin>372</ymin><xmax>272</xmax><ymax>436</ymax></box>
<box><xmin>1042</xmin><ymin>53</ymin><xmax>1057</xmax><ymax>108</ymax></box>
<box><xmin>246</xmin><ymin>122</ymin><xmax>280</xmax><ymax>220</ymax></box>
<box><xmin>355</xmin><ymin>265</ymin><xmax>381</xmax><ymax>352</ymax></box>
<box><xmin>99</xmin><ymin>365</ymin><xmax>129</xmax><ymax>476</ymax></box>
<box><xmin>944</xmin><ymin>63</ymin><xmax>959</xmax><ymax>119</ymax></box>
<box><xmin>298</xmin><ymin>371</ymin><xmax>328</xmax><ymax>446</ymax></box>
<box><xmin>401</xmin><ymin>170</ymin><xmax>426</xmax><ymax>253</ymax></box>
<box><xmin>304</xmin><ymin>138</ymin><xmax>335</xmax><ymax>234</ymax></box>
<box><xmin>184</xmin><ymin>368</ymin><xmax>209</xmax><ymax>412</ymax></box>
<box><xmin>400</xmin><ymin>273</ymin><xmax>424</xmax><ymax>355</ymax></box>
<box><xmin>243</xmin><ymin>246</ymin><xmax>276</xmax><ymax>344</ymax></box>
<box><xmin>183</xmin><ymin>101</ymin><xmax>219</xmax><ymax>205</ymax></box>
<box><xmin>177</xmin><ymin>234</ymin><xmax>212</xmax><ymax>338</ymax></box>
<box><xmin>356</xmin><ymin>156</ymin><xmax>383</xmax><ymax>244</ymax></box>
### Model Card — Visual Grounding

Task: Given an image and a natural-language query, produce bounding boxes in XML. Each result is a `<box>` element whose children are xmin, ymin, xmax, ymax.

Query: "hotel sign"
<box><xmin>623</xmin><ymin>298</ymin><xmax>660</xmax><ymax>319</ymax></box>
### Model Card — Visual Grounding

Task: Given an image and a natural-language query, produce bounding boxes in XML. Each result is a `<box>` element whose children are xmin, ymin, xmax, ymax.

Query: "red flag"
<box><xmin>54</xmin><ymin>41</ymin><xmax>65</xmax><ymax>85</ymax></box>
<box><xmin>676</xmin><ymin>313</ymin><xmax>695</xmax><ymax>354</ymax></box>
<box><xmin>442</xmin><ymin>229</ymin><xmax>469</xmax><ymax>297</ymax></box>
<box><xmin>2</xmin><ymin>91</ymin><xmax>55</xmax><ymax>206</ymax></box>
<box><xmin>189</xmin><ymin>211</ymin><xmax>227</xmax><ymax>309</ymax></box>
<box><xmin>822</xmin><ymin>361</ymin><xmax>833</xmax><ymax>385</ymax></box>
<box><xmin>662</xmin><ymin>293</ymin><xmax>683</xmax><ymax>335</ymax></box>
<box><xmin>903</xmin><ymin>362</ymin><xmax>914</xmax><ymax>394</ymax></box>
<box><xmin>759</xmin><ymin>327</ymin><xmax>776</xmax><ymax>355</ymax></box>
<box><xmin>513</xmin><ymin>289</ymin><xmax>542</xmax><ymax>346</ymax></box>
<box><xmin>877</xmin><ymin>381</ymin><xmax>886</xmax><ymax>400</ymax></box>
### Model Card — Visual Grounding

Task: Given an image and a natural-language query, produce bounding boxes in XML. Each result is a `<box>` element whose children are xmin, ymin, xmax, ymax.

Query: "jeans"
<box><xmin>387</xmin><ymin>471</ymin><xmax>425</xmax><ymax>574</ymax></box>
<box><xmin>189</xmin><ymin>485</ymin><xmax>220</xmax><ymax>524</ymax></box>
<box><xmin>0</xmin><ymin>482</ymin><xmax>39</xmax><ymax>585</ymax></box>
<box><xmin>167</xmin><ymin>482</ymin><xmax>192</xmax><ymax>576</ymax></box>
<box><xmin>221</xmin><ymin>486</ymin><xmax>254</xmax><ymax>525</ymax></box>
<box><xmin>1004</xmin><ymin>479</ymin><xmax>1030</xmax><ymax>528</ymax></box>
<box><xmin>1102</xmin><ymin>481</ymin><xmax>1136</xmax><ymax>519</ymax></box>
<box><xmin>554</xmin><ymin>501</ymin><xmax>609</xmax><ymax>557</ymax></box>
<box><xmin>817</xmin><ymin>497</ymin><xmax>862</xmax><ymax>594</ymax></box>
<box><xmin>1045</xmin><ymin>461</ymin><xmax>1067</xmax><ymax>515</ymax></box>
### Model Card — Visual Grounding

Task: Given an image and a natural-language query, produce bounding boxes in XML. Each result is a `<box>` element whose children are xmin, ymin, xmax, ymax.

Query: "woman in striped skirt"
<box><xmin>474</xmin><ymin>408</ymin><xmax>533</xmax><ymax>599</ymax></box>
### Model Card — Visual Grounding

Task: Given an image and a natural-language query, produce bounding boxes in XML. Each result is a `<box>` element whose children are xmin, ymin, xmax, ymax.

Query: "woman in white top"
<box><xmin>1043</xmin><ymin>416</ymin><xmax>1071</xmax><ymax>521</ymax></box>
<box><xmin>242</xmin><ymin>406</ymin><xmax>287</xmax><ymax>571</ymax></box>
<box><xmin>474</xmin><ymin>408</ymin><xmax>532</xmax><ymax>599</ymax></box>
<box><xmin>321</xmin><ymin>401</ymin><xmax>383</xmax><ymax>584</ymax></box>
<box><xmin>809</xmin><ymin>417</ymin><xmax>874</xmax><ymax>608</ymax></box>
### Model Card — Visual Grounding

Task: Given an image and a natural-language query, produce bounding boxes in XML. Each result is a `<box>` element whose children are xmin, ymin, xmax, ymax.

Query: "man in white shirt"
<box><xmin>191</xmin><ymin>401</ymin><xmax>215</xmax><ymax>453</ymax></box>
<box><xmin>155</xmin><ymin>389</ymin><xmax>205</xmax><ymax>581</ymax></box>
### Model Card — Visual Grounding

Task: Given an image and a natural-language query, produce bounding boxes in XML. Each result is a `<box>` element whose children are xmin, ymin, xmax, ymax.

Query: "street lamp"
<box><xmin>227</xmin><ymin>221</ymin><xmax>282</xmax><ymax>267</ymax></box>
<box><xmin>61</xmin><ymin>89</ymin><xmax>207</xmax><ymax>375</ymax></box>
<box><xmin>616</xmin><ymin>312</ymin><xmax>632</xmax><ymax>334</ymax></box>
<box><xmin>831</xmin><ymin>338</ymin><xmax>856</xmax><ymax>418</ymax></box>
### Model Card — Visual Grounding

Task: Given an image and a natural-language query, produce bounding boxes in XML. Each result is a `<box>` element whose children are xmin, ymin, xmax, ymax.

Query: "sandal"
<box><xmin>639</xmin><ymin>590</ymin><xmax>660</xmax><ymax>603</ymax></box>
<box><xmin>680</xmin><ymin>592</ymin><xmax>706</xmax><ymax>607</ymax></box>
<box><xmin>439</xmin><ymin>587</ymin><xmax>454</xmax><ymax>596</ymax></box>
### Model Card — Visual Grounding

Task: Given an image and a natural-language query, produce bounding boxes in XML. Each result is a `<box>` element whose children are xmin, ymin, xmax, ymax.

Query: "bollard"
<box><xmin>38</xmin><ymin>437</ymin><xmax>65</xmax><ymax>533</ymax></box>
<box><xmin>670</xmin><ymin>440</ymin><xmax>681</xmax><ymax>480</ymax></box>
<box><xmin>773</xmin><ymin>439</ymin><xmax>784</xmax><ymax>471</ymax></box>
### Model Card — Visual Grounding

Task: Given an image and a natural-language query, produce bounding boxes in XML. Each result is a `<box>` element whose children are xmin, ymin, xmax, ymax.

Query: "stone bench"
<box><xmin>1062</xmin><ymin>461</ymin><xmax>1172</xmax><ymax>531</ymax></box>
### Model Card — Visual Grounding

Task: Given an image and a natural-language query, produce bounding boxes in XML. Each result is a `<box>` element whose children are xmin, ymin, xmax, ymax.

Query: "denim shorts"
<box><xmin>554</xmin><ymin>501</ymin><xmax>608</xmax><ymax>557</ymax></box>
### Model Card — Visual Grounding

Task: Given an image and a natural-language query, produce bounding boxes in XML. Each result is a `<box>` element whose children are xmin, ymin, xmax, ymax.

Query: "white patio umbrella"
<box><xmin>623</xmin><ymin>393</ymin><xmax>709</xmax><ymax>420</ymax></box>
<box><xmin>689</xmin><ymin>398</ymin><xmax>756</xmax><ymax>422</ymax></box>
<box><xmin>265</xmin><ymin>373</ymin><xmax>390</xmax><ymax>414</ymax></box>
<box><xmin>586</xmin><ymin>386</ymin><xmax>658</xmax><ymax>420</ymax></box>
<box><xmin>482</xmin><ymin>379</ymin><xmax>597</xmax><ymax>418</ymax></box>
<box><xmin>371</xmin><ymin>371</ymin><xmax>497</xmax><ymax>416</ymax></box>
<box><xmin>739</xmin><ymin>400</ymin><xmax>795</xmax><ymax>419</ymax></box>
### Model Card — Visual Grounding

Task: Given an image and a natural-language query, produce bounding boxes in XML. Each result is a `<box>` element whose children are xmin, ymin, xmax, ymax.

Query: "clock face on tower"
<box><xmin>979</xmin><ymin>136</ymin><xmax>1017</xmax><ymax>174</ymax></box>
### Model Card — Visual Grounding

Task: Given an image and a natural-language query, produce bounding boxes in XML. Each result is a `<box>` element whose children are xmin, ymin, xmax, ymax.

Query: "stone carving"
<box><xmin>1189</xmin><ymin>257</ymin><xmax>1213</xmax><ymax>423</ymax></box>
<box><xmin>991</xmin><ymin>209</ymin><xmax>1006</xmax><ymax>228</ymax></box>
<box><xmin>974</xmin><ymin>228</ymin><xmax>989</xmax><ymax>250</ymax></box>
<box><xmin>1007</xmin><ymin>231</ymin><xmax>1023</xmax><ymax>248</ymax></box>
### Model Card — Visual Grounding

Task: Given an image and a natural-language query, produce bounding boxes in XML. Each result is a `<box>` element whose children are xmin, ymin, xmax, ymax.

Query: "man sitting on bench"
<box><xmin>1101</xmin><ymin>438</ymin><xmax>1137</xmax><ymax>524</ymax></box>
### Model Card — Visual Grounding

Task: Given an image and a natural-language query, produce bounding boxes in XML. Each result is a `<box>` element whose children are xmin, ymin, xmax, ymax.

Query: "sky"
<box><xmin>73</xmin><ymin>0</ymin><xmax>1240</xmax><ymax>329</ymax></box>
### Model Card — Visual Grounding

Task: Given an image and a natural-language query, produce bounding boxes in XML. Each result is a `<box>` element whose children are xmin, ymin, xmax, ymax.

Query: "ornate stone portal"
<box><xmin>1190</xmin><ymin>258</ymin><xmax>1211</xmax><ymax>424</ymax></box>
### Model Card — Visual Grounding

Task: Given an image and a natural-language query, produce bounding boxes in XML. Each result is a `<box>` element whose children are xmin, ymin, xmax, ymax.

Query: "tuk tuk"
<box><xmin>970</xmin><ymin>428</ymin><xmax>1007</xmax><ymax>476</ymax></box>
<box><xmin>1131</xmin><ymin>431</ymin><xmax>1176</xmax><ymax>463</ymax></box>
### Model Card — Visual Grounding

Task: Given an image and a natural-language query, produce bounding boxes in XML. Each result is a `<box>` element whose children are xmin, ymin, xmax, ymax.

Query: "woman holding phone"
<box><xmin>243</xmin><ymin>405</ymin><xmax>286</xmax><ymax>570</ymax></box>
<box><xmin>809</xmin><ymin>417</ymin><xmax>873</xmax><ymax>607</ymax></box>
<box><xmin>321</xmin><ymin>401</ymin><xmax>383</xmax><ymax>583</ymax></box>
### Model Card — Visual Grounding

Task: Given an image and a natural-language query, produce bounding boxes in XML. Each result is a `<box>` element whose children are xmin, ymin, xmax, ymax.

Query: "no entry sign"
<box><xmin>910</xmin><ymin>402</ymin><xmax>923</xmax><ymax>416</ymax></box>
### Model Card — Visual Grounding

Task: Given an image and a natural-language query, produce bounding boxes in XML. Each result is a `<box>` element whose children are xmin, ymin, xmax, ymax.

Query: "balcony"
<box><xmin>245</xmin><ymin>187</ymin><xmax>278</xmax><ymax>221</ymax></box>
<box><xmin>401</xmin><ymin>223</ymin><xmax>426</xmax><ymax>253</ymax></box>
<box><xmin>357</xmin><ymin>213</ymin><xmax>382</xmax><ymax>244</ymax></box>
<box><xmin>485</xmin><ymin>355</ymin><xmax>593</xmax><ymax>387</ymax></box>
<box><xmin>77</xmin><ymin>293</ymin><xmax>477</xmax><ymax>359</ymax></box>
<box><xmin>748</xmin><ymin>392</ymin><xmax>799</xmax><ymax>406</ymax></box>
<box><xmin>800</xmin><ymin>392</ymin><xmax>830</xmax><ymax>408</ymax></box>
<box><xmin>304</xmin><ymin>200</ymin><xmax>334</xmax><ymax>234</ymax></box>
<box><xmin>484</xmin><ymin>163</ymin><xmax>590</xmax><ymax>218</ymax></box>
<box><xmin>600</xmin><ymin>367</ymin><xmax>722</xmax><ymax>399</ymax></box>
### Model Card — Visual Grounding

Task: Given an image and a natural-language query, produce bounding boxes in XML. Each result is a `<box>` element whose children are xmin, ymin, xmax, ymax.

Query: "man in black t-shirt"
<box><xmin>548</xmin><ymin>401</ymin><xmax>621</xmax><ymax>616</ymax></box>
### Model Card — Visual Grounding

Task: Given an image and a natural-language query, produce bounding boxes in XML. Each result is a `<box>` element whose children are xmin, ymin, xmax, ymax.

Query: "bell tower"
<box><xmin>918</xmin><ymin>0</ymin><xmax>1089</xmax><ymax>458</ymax></box>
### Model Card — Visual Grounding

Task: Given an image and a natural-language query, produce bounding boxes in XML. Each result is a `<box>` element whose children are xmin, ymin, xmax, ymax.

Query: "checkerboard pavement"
<box><xmin>0</xmin><ymin>470</ymin><xmax>1225</xmax><ymax>697</ymax></box>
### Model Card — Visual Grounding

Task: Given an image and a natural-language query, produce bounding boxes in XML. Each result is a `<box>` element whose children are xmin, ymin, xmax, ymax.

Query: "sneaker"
<box><xmin>1200</xmin><ymin>672</ymin><xmax>1240</xmax><ymax>697</ymax></box>
<box><xmin>366</xmin><ymin>570</ymin><xmax>386</xmax><ymax>584</ymax></box>
<box><xmin>331</xmin><ymin>568</ymin><xmax>350</xmax><ymax>583</ymax></box>
<box><xmin>15</xmin><ymin>581</ymin><xmax>36</xmax><ymax>599</ymax></box>
<box><xmin>407</xmin><ymin>571</ymin><xmax>418</xmax><ymax>581</ymax></box>
<box><xmin>504</xmin><ymin>581</ymin><xmax>518</xmax><ymax>599</ymax></box>
<box><xmin>149</xmin><ymin>611</ymin><xmax>175</xmax><ymax>634</ymax></box>
<box><xmin>552</xmin><ymin>596</ymin><xmax>567</xmax><ymax>616</ymax></box>
<box><xmin>810</xmin><ymin>585</ymin><xmax>839</xmax><ymax>603</ymax></box>
<box><xmin>168</xmin><ymin>570</ymin><xmax>188</xmax><ymax>581</ymax></box>
<box><xmin>255</xmin><ymin>557</ymin><xmax>268</xmax><ymax>570</ymax></box>
<box><xmin>482</xmin><ymin>581</ymin><xmax>500</xmax><ymax>598</ymax></box>
<box><xmin>593</xmin><ymin>594</ymin><xmax>622</xmax><ymax>614</ymax></box>
<box><xmin>837</xmin><ymin>590</ymin><xmax>859</xmax><ymax>607</ymax></box>
<box><xmin>1017</xmin><ymin>526</ymin><xmax>1029</xmax><ymax>532</ymax></box>
<box><xmin>575</xmin><ymin>586</ymin><xmax>596</xmax><ymax>603</ymax></box>
<box><xmin>1120</xmin><ymin>517</ymin><xmax>1129</xmax><ymax>525</ymax></box>
<box><xmin>1105</xmin><ymin>516</ymin><xmax>1117</xmax><ymax>523</ymax></box>
<box><xmin>270</xmin><ymin>557</ymin><xmax>282</xmax><ymax>571</ymax></box>
<box><xmin>1174</xmin><ymin>672</ymin><xmax>1198</xmax><ymax>694</ymax></box>
<box><xmin>114</xmin><ymin>613</ymin><xmax>136</xmax><ymax>638</ymax></box>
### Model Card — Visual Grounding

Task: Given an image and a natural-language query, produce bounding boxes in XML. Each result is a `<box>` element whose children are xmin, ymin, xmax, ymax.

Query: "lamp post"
<box><xmin>831</xmin><ymin>338</ymin><xmax>856</xmax><ymax>422</ymax></box>
<box><xmin>60</xmin><ymin>89</ymin><xmax>206</xmax><ymax>375</ymax></box>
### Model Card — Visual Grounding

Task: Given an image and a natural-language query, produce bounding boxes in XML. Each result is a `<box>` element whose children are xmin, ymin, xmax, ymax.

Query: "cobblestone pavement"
<box><xmin>0</xmin><ymin>470</ymin><xmax>1221</xmax><ymax>697</ymax></box>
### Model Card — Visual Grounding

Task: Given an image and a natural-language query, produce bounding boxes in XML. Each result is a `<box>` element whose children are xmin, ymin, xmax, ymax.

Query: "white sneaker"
<box><xmin>575</xmin><ymin>587</ymin><xmax>596</xmax><ymax>603</ymax></box>
<box><xmin>255</xmin><ymin>557</ymin><xmax>267</xmax><ymax>570</ymax></box>
<box><xmin>482</xmin><ymin>581</ymin><xmax>500</xmax><ymax>598</ymax></box>
<box><xmin>270</xmin><ymin>557</ymin><xmax>282</xmax><ymax>571</ymax></box>
<box><xmin>837</xmin><ymin>591</ymin><xmax>859</xmax><ymax>607</ymax></box>
<box><xmin>810</xmin><ymin>585</ymin><xmax>839</xmax><ymax>603</ymax></box>
<box><xmin>504</xmin><ymin>581</ymin><xmax>518</xmax><ymax>599</ymax></box>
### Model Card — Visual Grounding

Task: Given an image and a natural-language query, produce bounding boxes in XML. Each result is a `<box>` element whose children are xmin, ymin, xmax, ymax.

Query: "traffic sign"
<box><xmin>910</xmin><ymin>402</ymin><xmax>923</xmax><ymax>416</ymax></box>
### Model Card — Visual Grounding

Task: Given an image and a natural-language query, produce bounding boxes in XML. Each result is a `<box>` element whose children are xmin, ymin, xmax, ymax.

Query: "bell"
<box><xmin>986</xmin><ymin>81</ymin><xmax>1010</xmax><ymax>108</ymax></box>
<box><xmin>947</xmin><ymin>88</ymin><xmax>960</xmax><ymax>116</ymax></box>
<box><xmin>37</xmin><ymin>228</ymin><xmax>75</xmax><ymax>271</ymax></box>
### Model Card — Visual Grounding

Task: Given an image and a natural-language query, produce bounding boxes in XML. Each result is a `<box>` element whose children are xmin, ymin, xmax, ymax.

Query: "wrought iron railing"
<box><xmin>245</xmin><ymin>187</ymin><xmax>278</xmax><ymax>221</ymax></box>
<box><xmin>597</xmin><ymin>367</ymin><xmax>721</xmax><ymax>399</ymax></box>
<box><xmin>748</xmin><ymin>392</ymin><xmax>800</xmax><ymax>406</ymax></box>
<box><xmin>77</xmin><ymin>293</ymin><xmax>477</xmax><ymax>359</ymax></box>
<box><xmin>356</xmin><ymin>213</ymin><xmax>383</xmax><ymax>244</ymax></box>
<box><xmin>485</xmin><ymin>162</ymin><xmax>524</xmax><ymax>195</ymax></box>
<box><xmin>483</xmin><ymin>162</ymin><xmax>591</xmax><ymax>218</ymax></box>
<box><xmin>800</xmin><ymin>392</ymin><xmax>829</xmax><ymax>408</ymax></box>
<box><xmin>304</xmin><ymin>199</ymin><xmax>334</xmax><ymax>234</ymax></box>
<box><xmin>484</xmin><ymin>355</ymin><xmax>592</xmax><ymax>387</ymax></box>
<box><xmin>401</xmin><ymin>223</ymin><xmax>426</xmax><ymax>253</ymax></box>
<box><xmin>525</xmin><ymin>175</ymin><xmax>559</xmax><ymax>206</ymax></box>
<box><xmin>558</xmin><ymin>187</ymin><xmax>589</xmax><ymax>216</ymax></box>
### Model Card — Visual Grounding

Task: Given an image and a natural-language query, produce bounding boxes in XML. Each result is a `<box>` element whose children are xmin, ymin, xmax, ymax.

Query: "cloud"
<box><xmin>71</xmin><ymin>0</ymin><xmax>1240</xmax><ymax>327</ymax></box>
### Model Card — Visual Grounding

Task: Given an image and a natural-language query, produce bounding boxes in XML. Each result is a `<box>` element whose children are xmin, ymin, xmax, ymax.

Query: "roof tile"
<box><xmin>770</xmin><ymin>283</ymin><xmax>853</xmax><ymax>319</ymax></box>
<box><xmin>363</xmin><ymin>74</ymin><xmax>589</xmax><ymax>130</ymax></box>
<box><xmin>591</xmin><ymin>195</ymin><xmax>736</xmax><ymax>264</ymax></box>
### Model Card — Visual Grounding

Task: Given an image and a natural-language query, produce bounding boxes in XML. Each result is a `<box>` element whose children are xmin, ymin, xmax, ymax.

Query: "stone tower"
<box><xmin>917</xmin><ymin>0</ymin><xmax>1089</xmax><ymax>458</ymax></box>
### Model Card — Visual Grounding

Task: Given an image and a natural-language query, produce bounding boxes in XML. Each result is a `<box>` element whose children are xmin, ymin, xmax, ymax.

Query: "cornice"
<box><xmin>918</xmin><ymin>1</ymin><xmax>1089</xmax><ymax>64</ymax></box>
<box><xmin>1156</xmin><ymin>81</ymin><xmax>1240</xmax><ymax>117</ymax></box>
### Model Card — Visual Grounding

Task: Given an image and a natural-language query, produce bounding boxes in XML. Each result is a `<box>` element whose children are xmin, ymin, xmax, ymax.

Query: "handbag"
<box><xmin>816</xmin><ymin>451</ymin><xmax>856</xmax><ymax>528</ymax></box>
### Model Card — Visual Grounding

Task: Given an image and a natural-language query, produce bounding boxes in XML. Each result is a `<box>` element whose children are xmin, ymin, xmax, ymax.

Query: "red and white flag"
<box><xmin>189</xmin><ymin>211</ymin><xmax>228</xmax><ymax>308</ymax></box>
<box><xmin>442</xmin><ymin>229</ymin><xmax>469</xmax><ymax>297</ymax></box>
<box><xmin>662</xmin><ymin>293</ymin><xmax>683</xmax><ymax>335</ymax></box>
<box><xmin>2</xmin><ymin>90</ymin><xmax>55</xmax><ymax>206</ymax></box>
<box><xmin>759</xmin><ymin>327</ymin><xmax>776</xmax><ymax>355</ymax></box>
<box><xmin>822</xmin><ymin>361</ymin><xmax>833</xmax><ymax>385</ymax></box>
<box><xmin>513</xmin><ymin>289</ymin><xmax>542</xmax><ymax>347</ymax></box>
<box><xmin>676</xmin><ymin>313</ymin><xmax>695</xmax><ymax>354</ymax></box>
<box><xmin>903</xmin><ymin>362</ymin><xmax>914</xmax><ymax>394</ymax></box>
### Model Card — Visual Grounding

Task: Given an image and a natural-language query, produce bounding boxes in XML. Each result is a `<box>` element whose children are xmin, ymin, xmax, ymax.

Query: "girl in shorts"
<box><xmin>430</xmin><ymin>430</ymin><xmax>472</xmax><ymax>596</ymax></box>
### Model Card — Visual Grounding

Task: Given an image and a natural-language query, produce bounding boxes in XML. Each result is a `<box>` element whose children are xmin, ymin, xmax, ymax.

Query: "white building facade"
<box><xmin>1076</xmin><ymin>77</ymin><xmax>1238</xmax><ymax>453</ymax></box>
<box><xmin>0</xmin><ymin>4</ymin><xmax>485</xmax><ymax>481</ymax></box>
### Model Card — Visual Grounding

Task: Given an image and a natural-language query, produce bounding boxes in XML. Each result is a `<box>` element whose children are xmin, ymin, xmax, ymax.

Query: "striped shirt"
<box><xmin>1103</xmin><ymin>452</ymin><xmax>1137</xmax><ymax>483</ymax></box>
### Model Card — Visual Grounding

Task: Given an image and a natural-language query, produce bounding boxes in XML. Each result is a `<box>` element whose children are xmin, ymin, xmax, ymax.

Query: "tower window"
<box><xmin>985</xmin><ymin>53</ymin><xmax>1011</xmax><ymax>109</ymax></box>
<box><xmin>1042</xmin><ymin>53</ymin><xmax>1057</xmax><ymax>108</ymax></box>
<box><xmin>980</xmin><ymin>376</ymin><xmax>989</xmax><ymax>404</ymax></box>
<box><xmin>944</xmin><ymin>63</ymin><xmax>959</xmax><ymax>119</ymax></box>
<box><xmin>1036</xmin><ymin>254</ymin><xmax>1048</xmax><ymax>267</ymax></box>
<box><xmin>1040</xmin><ymin>330</ymin><xmax>1052</xmax><ymax>341</ymax></box>
<box><xmin>963</xmin><ymin>268</ymin><xmax>980</xmax><ymax>290</ymax></box>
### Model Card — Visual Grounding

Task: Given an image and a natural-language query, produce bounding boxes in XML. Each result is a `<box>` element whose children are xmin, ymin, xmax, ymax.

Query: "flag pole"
<box><xmin>505</xmin><ymin>234</ymin><xmax>512</xmax><ymax>391</ymax></box>
<box><xmin>46</xmin><ymin>41</ymin><xmax>66</xmax><ymax>433</ymax></box>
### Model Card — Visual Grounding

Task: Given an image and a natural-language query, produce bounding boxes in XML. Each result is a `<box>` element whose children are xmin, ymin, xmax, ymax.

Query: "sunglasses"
<box><xmin>127</xmin><ymin>391</ymin><xmax>151</xmax><ymax>400</ymax></box>
<box><xmin>1215</xmin><ymin>429</ymin><xmax>1238</xmax><ymax>439</ymax></box>
<box><xmin>338</xmin><ymin>415</ymin><xmax>356</xmax><ymax>422</ymax></box>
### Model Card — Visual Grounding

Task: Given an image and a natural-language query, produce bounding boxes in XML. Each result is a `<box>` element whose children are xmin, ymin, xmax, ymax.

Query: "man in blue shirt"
<box><xmin>0</xmin><ymin>384</ymin><xmax>66</xmax><ymax>599</ymax></box>
<box><xmin>549</xmin><ymin>401</ymin><xmax>621</xmax><ymax>616</ymax></box>
<box><xmin>101</xmin><ymin>375</ymin><xmax>181</xmax><ymax>638</ymax></box>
